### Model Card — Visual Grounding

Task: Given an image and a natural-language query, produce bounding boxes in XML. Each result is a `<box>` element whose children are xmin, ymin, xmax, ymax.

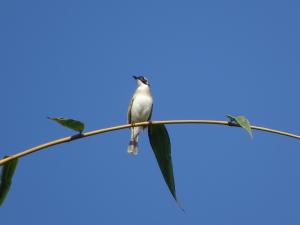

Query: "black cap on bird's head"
<box><xmin>133</xmin><ymin>76</ymin><xmax>149</xmax><ymax>85</ymax></box>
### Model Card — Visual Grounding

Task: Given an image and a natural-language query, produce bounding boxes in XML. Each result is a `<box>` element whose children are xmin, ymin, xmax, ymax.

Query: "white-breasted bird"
<box><xmin>127</xmin><ymin>76</ymin><xmax>153</xmax><ymax>155</ymax></box>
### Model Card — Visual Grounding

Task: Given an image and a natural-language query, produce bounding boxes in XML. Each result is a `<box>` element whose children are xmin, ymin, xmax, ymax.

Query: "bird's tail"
<box><xmin>128</xmin><ymin>126</ymin><xmax>142</xmax><ymax>155</ymax></box>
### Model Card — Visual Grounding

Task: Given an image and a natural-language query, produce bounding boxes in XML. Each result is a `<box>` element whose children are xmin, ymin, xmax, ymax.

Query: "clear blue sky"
<box><xmin>1</xmin><ymin>1</ymin><xmax>300</xmax><ymax>224</ymax></box>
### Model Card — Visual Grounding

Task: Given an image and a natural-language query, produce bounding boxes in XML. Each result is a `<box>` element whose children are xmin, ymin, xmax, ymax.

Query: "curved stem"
<box><xmin>0</xmin><ymin>120</ymin><xmax>299</xmax><ymax>166</ymax></box>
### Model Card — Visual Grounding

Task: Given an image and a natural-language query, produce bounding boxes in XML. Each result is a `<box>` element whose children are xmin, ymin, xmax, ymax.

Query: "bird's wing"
<box><xmin>127</xmin><ymin>95</ymin><xmax>135</xmax><ymax>124</ymax></box>
<box><xmin>147</xmin><ymin>104</ymin><xmax>153</xmax><ymax>121</ymax></box>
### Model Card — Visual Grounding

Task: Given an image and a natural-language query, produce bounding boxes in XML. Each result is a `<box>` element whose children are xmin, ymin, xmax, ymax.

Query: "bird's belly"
<box><xmin>131</xmin><ymin>95</ymin><xmax>153</xmax><ymax>122</ymax></box>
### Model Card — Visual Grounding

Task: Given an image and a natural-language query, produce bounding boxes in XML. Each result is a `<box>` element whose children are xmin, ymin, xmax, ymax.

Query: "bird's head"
<box><xmin>133</xmin><ymin>76</ymin><xmax>150</xmax><ymax>86</ymax></box>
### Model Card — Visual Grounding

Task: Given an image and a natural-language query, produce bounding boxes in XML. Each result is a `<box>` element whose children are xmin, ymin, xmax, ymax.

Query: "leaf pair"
<box><xmin>49</xmin><ymin>117</ymin><xmax>182</xmax><ymax>208</ymax></box>
<box><xmin>148</xmin><ymin>115</ymin><xmax>252</xmax><ymax>210</ymax></box>
<box><xmin>48</xmin><ymin>117</ymin><xmax>181</xmax><ymax>207</ymax></box>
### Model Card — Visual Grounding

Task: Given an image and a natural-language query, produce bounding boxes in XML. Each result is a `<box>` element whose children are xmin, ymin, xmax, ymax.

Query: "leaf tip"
<box><xmin>176</xmin><ymin>199</ymin><xmax>185</xmax><ymax>212</ymax></box>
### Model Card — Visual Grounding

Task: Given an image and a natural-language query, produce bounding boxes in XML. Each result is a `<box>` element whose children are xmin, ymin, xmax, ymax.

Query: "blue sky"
<box><xmin>1</xmin><ymin>1</ymin><xmax>300</xmax><ymax>224</ymax></box>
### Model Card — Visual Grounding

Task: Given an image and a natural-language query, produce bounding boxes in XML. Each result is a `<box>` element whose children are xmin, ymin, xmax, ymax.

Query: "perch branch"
<box><xmin>0</xmin><ymin>120</ymin><xmax>299</xmax><ymax>166</ymax></box>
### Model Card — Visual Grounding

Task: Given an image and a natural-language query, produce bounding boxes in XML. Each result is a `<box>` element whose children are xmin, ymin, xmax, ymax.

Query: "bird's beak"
<box><xmin>132</xmin><ymin>76</ymin><xmax>138</xmax><ymax>80</ymax></box>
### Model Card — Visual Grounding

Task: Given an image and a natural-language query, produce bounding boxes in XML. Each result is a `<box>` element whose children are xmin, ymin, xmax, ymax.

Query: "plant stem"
<box><xmin>0</xmin><ymin>120</ymin><xmax>299</xmax><ymax>166</ymax></box>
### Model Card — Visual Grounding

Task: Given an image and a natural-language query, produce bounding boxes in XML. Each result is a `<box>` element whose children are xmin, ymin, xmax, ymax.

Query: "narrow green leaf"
<box><xmin>227</xmin><ymin>115</ymin><xmax>253</xmax><ymax>138</ymax></box>
<box><xmin>48</xmin><ymin>117</ymin><xmax>85</xmax><ymax>133</ymax></box>
<box><xmin>148</xmin><ymin>124</ymin><xmax>181</xmax><ymax>208</ymax></box>
<box><xmin>0</xmin><ymin>157</ymin><xmax>19</xmax><ymax>206</ymax></box>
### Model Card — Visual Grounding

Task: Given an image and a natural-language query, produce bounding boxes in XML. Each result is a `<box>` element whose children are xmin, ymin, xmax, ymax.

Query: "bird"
<box><xmin>127</xmin><ymin>76</ymin><xmax>153</xmax><ymax>155</ymax></box>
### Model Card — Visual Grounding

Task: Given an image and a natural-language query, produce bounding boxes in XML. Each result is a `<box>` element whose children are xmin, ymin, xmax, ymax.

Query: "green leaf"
<box><xmin>48</xmin><ymin>117</ymin><xmax>85</xmax><ymax>133</ymax></box>
<box><xmin>0</xmin><ymin>157</ymin><xmax>19</xmax><ymax>206</ymax></box>
<box><xmin>148</xmin><ymin>124</ymin><xmax>181</xmax><ymax>208</ymax></box>
<box><xmin>227</xmin><ymin>115</ymin><xmax>253</xmax><ymax>138</ymax></box>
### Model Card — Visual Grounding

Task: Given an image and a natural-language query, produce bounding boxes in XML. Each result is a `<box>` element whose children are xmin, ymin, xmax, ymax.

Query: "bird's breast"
<box><xmin>131</xmin><ymin>94</ymin><xmax>153</xmax><ymax>122</ymax></box>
